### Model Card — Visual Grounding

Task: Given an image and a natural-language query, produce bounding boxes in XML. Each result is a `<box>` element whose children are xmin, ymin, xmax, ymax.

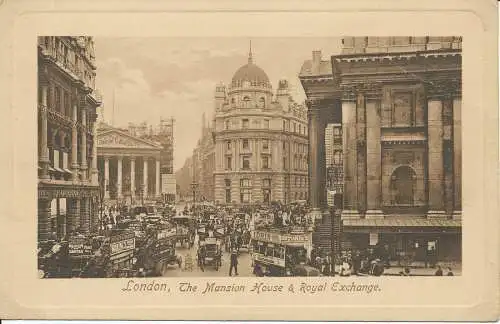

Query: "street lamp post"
<box><xmin>190</xmin><ymin>181</ymin><xmax>199</xmax><ymax>211</ymax></box>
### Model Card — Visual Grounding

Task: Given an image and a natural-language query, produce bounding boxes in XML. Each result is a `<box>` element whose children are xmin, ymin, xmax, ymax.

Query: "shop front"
<box><xmin>342</xmin><ymin>218</ymin><xmax>461</xmax><ymax>264</ymax></box>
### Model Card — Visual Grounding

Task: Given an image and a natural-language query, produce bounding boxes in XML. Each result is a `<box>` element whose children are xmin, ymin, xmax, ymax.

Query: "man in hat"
<box><xmin>229</xmin><ymin>247</ymin><xmax>239</xmax><ymax>276</ymax></box>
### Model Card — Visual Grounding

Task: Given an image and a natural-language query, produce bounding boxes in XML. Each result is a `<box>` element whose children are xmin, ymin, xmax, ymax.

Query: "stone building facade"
<box><xmin>300</xmin><ymin>36</ymin><xmax>462</xmax><ymax>262</ymax></box>
<box><xmin>214</xmin><ymin>48</ymin><xmax>308</xmax><ymax>205</ymax></box>
<box><xmin>37</xmin><ymin>36</ymin><xmax>102</xmax><ymax>243</ymax></box>
<box><xmin>96</xmin><ymin>122</ymin><xmax>163</xmax><ymax>205</ymax></box>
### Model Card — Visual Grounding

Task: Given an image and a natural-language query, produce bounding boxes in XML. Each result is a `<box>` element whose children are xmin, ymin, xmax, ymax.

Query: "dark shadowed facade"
<box><xmin>300</xmin><ymin>37</ymin><xmax>462</xmax><ymax>262</ymax></box>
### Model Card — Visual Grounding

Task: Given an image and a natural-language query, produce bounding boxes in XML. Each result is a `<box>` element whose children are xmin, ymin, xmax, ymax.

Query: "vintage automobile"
<box><xmin>199</xmin><ymin>238</ymin><xmax>222</xmax><ymax>271</ymax></box>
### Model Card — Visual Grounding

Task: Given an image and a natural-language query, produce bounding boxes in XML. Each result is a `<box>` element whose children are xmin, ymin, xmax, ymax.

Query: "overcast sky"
<box><xmin>94</xmin><ymin>37</ymin><xmax>342</xmax><ymax>171</ymax></box>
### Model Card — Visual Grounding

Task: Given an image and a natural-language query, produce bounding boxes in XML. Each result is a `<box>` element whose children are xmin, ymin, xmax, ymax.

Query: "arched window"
<box><xmin>242</xmin><ymin>96</ymin><xmax>251</xmax><ymax>108</ymax></box>
<box><xmin>259</xmin><ymin>97</ymin><xmax>266</xmax><ymax>108</ymax></box>
<box><xmin>390</xmin><ymin>165</ymin><xmax>417</xmax><ymax>206</ymax></box>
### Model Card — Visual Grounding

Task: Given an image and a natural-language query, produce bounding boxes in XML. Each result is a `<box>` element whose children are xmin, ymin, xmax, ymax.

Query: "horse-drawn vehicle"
<box><xmin>171</xmin><ymin>215</ymin><xmax>195</xmax><ymax>248</ymax></box>
<box><xmin>198</xmin><ymin>238</ymin><xmax>222</xmax><ymax>271</ymax></box>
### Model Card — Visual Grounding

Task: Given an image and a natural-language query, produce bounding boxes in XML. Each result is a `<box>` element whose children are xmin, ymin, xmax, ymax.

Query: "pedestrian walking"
<box><xmin>229</xmin><ymin>247</ymin><xmax>239</xmax><ymax>276</ymax></box>
<box><xmin>446</xmin><ymin>267</ymin><xmax>454</xmax><ymax>276</ymax></box>
<box><xmin>435</xmin><ymin>265</ymin><xmax>443</xmax><ymax>276</ymax></box>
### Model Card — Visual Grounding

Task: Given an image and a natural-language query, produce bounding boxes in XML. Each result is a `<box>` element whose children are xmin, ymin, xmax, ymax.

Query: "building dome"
<box><xmin>231</xmin><ymin>42</ymin><xmax>270</xmax><ymax>85</ymax></box>
<box><xmin>231</xmin><ymin>62</ymin><xmax>270</xmax><ymax>84</ymax></box>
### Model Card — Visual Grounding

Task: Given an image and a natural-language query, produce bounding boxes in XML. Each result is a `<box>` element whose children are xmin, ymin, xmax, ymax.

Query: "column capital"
<box><xmin>426</xmin><ymin>77</ymin><xmax>461</xmax><ymax>100</ymax></box>
<box><xmin>341</xmin><ymin>81</ymin><xmax>383</xmax><ymax>102</ymax></box>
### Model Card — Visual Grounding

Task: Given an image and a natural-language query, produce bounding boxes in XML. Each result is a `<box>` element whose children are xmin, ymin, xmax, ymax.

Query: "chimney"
<box><xmin>312</xmin><ymin>50</ymin><xmax>322</xmax><ymax>74</ymax></box>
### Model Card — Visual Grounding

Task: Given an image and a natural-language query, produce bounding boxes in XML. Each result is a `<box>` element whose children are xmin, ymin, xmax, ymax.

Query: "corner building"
<box><xmin>214</xmin><ymin>49</ymin><xmax>308</xmax><ymax>205</ymax></box>
<box><xmin>37</xmin><ymin>36</ymin><xmax>102</xmax><ymax>243</ymax></box>
<box><xmin>300</xmin><ymin>37</ymin><xmax>462</xmax><ymax>262</ymax></box>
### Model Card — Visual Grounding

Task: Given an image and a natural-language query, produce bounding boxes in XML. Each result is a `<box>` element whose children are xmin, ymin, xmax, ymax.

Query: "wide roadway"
<box><xmin>160</xmin><ymin>242</ymin><xmax>254</xmax><ymax>277</ymax></box>
<box><xmin>160</xmin><ymin>201</ymin><xmax>252</xmax><ymax>277</ymax></box>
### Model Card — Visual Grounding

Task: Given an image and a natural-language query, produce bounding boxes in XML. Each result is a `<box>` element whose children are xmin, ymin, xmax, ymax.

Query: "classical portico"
<box><xmin>97</xmin><ymin>125</ymin><xmax>162</xmax><ymax>203</ymax></box>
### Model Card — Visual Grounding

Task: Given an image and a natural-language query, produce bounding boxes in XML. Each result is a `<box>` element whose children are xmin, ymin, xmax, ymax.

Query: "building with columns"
<box><xmin>97</xmin><ymin>123</ymin><xmax>163</xmax><ymax>204</ymax></box>
<box><xmin>37</xmin><ymin>36</ymin><xmax>102</xmax><ymax>243</ymax></box>
<box><xmin>213</xmin><ymin>46</ymin><xmax>308</xmax><ymax>205</ymax></box>
<box><xmin>127</xmin><ymin>118</ymin><xmax>176</xmax><ymax>201</ymax></box>
<box><xmin>300</xmin><ymin>37</ymin><xmax>462</xmax><ymax>262</ymax></box>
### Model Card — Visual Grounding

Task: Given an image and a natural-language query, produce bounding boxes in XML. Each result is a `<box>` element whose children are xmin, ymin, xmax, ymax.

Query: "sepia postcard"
<box><xmin>0</xmin><ymin>0</ymin><xmax>498</xmax><ymax>321</ymax></box>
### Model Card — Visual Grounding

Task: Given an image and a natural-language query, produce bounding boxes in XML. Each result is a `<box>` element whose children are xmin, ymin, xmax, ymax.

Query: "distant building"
<box><xmin>213</xmin><ymin>46</ymin><xmax>308</xmax><ymax>205</ymax></box>
<box><xmin>96</xmin><ymin>122</ymin><xmax>163</xmax><ymax>204</ymax></box>
<box><xmin>175</xmin><ymin>156</ymin><xmax>194</xmax><ymax>201</ymax></box>
<box><xmin>126</xmin><ymin>119</ymin><xmax>176</xmax><ymax>202</ymax></box>
<box><xmin>37</xmin><ymin>36</ymin><xmax>102</xmax><ymax>243</ymax></box>
<box><xmin>325</xmin><ymin>123</ymin><xmax>343</xmax><ymax>206</ymax></box>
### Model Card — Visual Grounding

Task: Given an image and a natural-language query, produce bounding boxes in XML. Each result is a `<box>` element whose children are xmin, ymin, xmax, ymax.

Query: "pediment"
<box><xmin>97</xmin><ymin>129</ymin><xmax>161</xmax><ymax>150</ymax></box>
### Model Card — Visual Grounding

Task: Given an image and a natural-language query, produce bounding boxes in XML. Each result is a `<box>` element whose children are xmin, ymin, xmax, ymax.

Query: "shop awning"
<box><xmin>343</xmin><ymin>217</ymin><xmax>461</xmax><ymax>228</ymax></box>
<box><xmin>63</xmin><ymin>168</ymin><xmax>73</xmax><ymax>174</ymax></box>
<box><xmin>47</xmin><ymin>166</ymin><xmax>56</xmax><ymax>172</ymax></box>
<box><xmin>342</xmin><ymin>217</ymin><xmax>462</xmax><ymax>233</ymax></box>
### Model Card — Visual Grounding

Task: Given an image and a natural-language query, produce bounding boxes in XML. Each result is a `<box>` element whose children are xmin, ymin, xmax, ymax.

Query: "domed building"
<box><xmin>213</xmin><ymin>46</ymin><xmax>308</xmax><ymax>205</ymax></box>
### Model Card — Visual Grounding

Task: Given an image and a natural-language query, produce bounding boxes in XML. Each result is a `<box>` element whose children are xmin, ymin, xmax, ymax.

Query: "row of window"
<box><xmin>230</xmin><ymin>96</ymin><xmax>267</xmax><ymax>109</ymax></box>
<box><xmin>282</xmin><ymin>120</ymin><xmax>307</xmax><ymax>135</ymax></box>
<box><xmin>41</xmin><ymin>37</ymin><xmax>96</xmax><ymax>89</ymax></box>
<box><xmin>223</xmin><ymin>188</ymin><xmax>307</xmax><ymax>204</ymax></box>
<box><xmin>224</xmin><ymin>139</ymin><xmax>307</xmax><ymax>154</ymax></box>
<box><xmin>39</xmin><ymin>84</ymin><xmax>94</xmax><ymax>127</ymax></box>
<box><xmin>225</xmin><ymin>118</ymin><xmax>270</xmax><ymax>130</ymax></box>
<box><xmin>225</xmin><ymin>155</ymin><xmax>272</xmax><ymax>170</ymax></box>
<box><xmin>223</xmin><ymin>118</ymin><xmax>307</xmax><ymax>135</ymax></box>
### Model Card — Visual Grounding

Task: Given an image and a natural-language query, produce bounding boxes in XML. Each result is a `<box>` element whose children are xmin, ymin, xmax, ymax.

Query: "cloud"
<box><xmin>94</xmin><ymin>37</ymin><xmax>343</xmax><ymax>171</ymax></box>
<box><xmin>96</xmin><ymin>57</ymin><xmax>217</xmax><ymax>170</ymax></box>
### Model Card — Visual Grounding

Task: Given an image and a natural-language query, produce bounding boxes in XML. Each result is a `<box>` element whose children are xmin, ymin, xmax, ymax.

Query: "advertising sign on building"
<box><xmin>161</xmin><ymin>174</ymin><xmax>176</xmax><ymax>194</ymax></box>
<box><xmin>68</xmin><ymin>237</ymin><xmax>92</xmax><ymax>256</ymax></box>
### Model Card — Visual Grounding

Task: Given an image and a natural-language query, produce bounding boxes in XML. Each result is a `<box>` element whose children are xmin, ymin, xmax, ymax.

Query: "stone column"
<box><xmin>80</xmin><ymin>107</ymin><xmax>88</xmax><ymax>181</ymax></box>
<box><xmin>342</xmin><ymin>99</ymin><xmax>359</xmax><ymax>219</ymax></box>
<box><xmin>143</xmin><ymin>158</ymin><xmax>148</xmax><ymax>199</ymax></box>
<box><xmin>452</xmin><ymin>97</ymin><xmax>462</xmax><ymax>220</ymax></box>
<box><xmin>427</xmin><ymin>99</ymin><xmax>445</xmax><ymax>218</ymax></box>
<box><xmin>39</xmin><ymin>84</ymin><xmax>50</xmax><ymax>179</ymax></box>
<box><xmin>38</xmin><ymin>199</ymin><xmax>51</xmax><ymax>242</ymax></box>
<box><xmin>117</xmin><ymin>156</ymin><xmax>123</xmax><ymax>199</ymax></box>
<box><xmin>306</xmin><ymin>99</ymin><xmax>327</xmax><ymax>220</ymax></box>
<box><xmin>155</xmin><ymin>158</ymin><xmax>161</xmax><ymax>198</ymax></box>
<box><xmin>67</xmin><ymin>198</ymin><xmax>81</xmax><ymax>234</ymax></box>
<box><xmin>80</xmin><ymin>197</ymin><xmax>90</xmax><ymax>234</ymax></box>
<box><xmin>90</xmin><ymin>197</ymin><xmax>99</xmax><ymax>234</ymax></box>
<box><xmin>71</xmin><ymin>98</ymin><xmax>79</xmax><ymax>182</ymax></box>
<box><xmin>365</xmin><ymin>99</ymin><xmax>383</xmax><ymax>218</ymax></box>
<box><xmin>91</xmin><ymin>118</ymin><xmax>99</xmax><ymax>185</ymax></box>
<box><xmin>130</xmin><ymin>157</ymin><xmax>136</xmax><ymax>200</ymax></box>
<box><xmin>356</xmin><ymin>93</ymin><xmax>367</xmax><ymax>214</ymax></box>
<box><xmin>104</xmin><ymin>157</ymin><xmax>110</xmax><ymax>199</ymax></box>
